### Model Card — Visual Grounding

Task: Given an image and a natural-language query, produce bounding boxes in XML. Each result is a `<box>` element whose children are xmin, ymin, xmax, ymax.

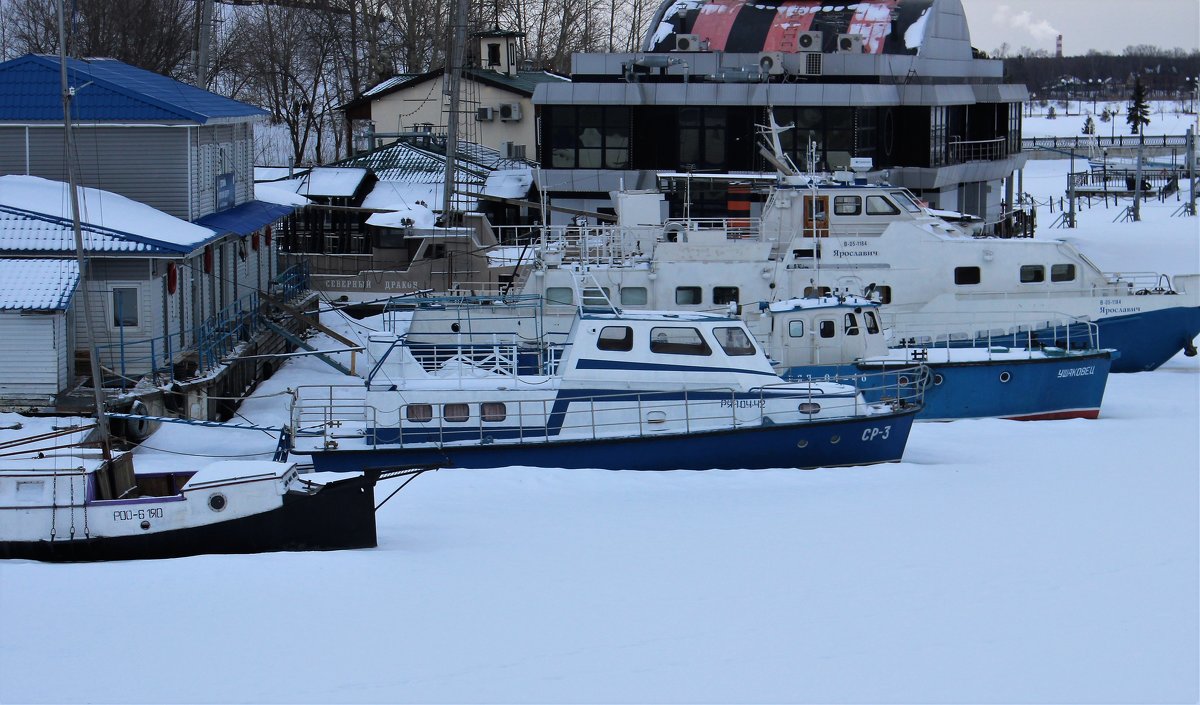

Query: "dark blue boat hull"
<box><xmin>305</xmin><ymin>409</ymin><xmax>919</xmax><ymax>473</ymax></box>
<box><xmin>784</xmin><ymin>350</ymin><xmax>1112</xmax><ymax>421</ymax></box>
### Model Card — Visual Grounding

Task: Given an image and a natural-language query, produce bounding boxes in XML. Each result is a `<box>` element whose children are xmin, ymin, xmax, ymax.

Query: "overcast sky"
<box><xmin>958</xmin><ymin>0</ymin><xmax>1199</xmax><ymax>56</ymax></box>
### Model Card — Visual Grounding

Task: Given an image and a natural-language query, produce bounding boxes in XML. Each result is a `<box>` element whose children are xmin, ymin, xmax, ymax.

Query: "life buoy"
<box><xmin>166</xmin><ymin>261</ymin><xmax>178</xmax><ymax>294</ymax></box>
<box><xmin>264</xmin><ymin>225</ymin><xmax>272</xmax><ymax>247</ymax></box>
<box><xmin>252</xmin><ymin>232</ymin><xmax>260</xmax><ymax>251</ymax></box>
<box><xmin>203</xmin><ymin>246</ymin><xmax>213</xmax><ymax>273</ymax></box>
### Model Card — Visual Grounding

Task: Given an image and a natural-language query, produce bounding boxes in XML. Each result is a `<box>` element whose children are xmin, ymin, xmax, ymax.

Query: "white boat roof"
<box><xmin>578</xmin><ymin>309</ymin><xmax>739</xmax><ymax>323</ymax></box>
<box><xmin>181</xmin><ymin>460</ymin><xmax>294</xmax><ymax>490</ymax></box>
<box><xmin>766</xmin><ymin>295</ymin><xmax>877</xmax><ymax>313</ymax></box>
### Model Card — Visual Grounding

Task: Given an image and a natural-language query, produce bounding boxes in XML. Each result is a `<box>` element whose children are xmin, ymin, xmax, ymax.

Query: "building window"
<box><xmin>713</xmin><ymin>287</ymin><xmax>739</xmax><ymax>305</ymax></box>
<box><xmin>443</xmin><ymin>403</ymin><xmax>469</xmax><ymax>423</ymax></box>
<box><xmin>487</xmin><ymin>42</ymin><xmax>501</xmax><ymax>67</ymax></box>
<box><xmin>675</xmin><ymin>286</ymin><xmax>702</xmax><ymax>305</ymax></box>
<box><xmin>1051</xmin><ymin>264</ymin><xmax>1076</xmax><ymax>282</ymax></box>
<box><xmin>678</xmin><ymin>107</ymin><xmax>726</xmax><ymax>170</ymax></box>
<box><xmin>620</xmin><ymin>287</ymin><xmax>647</xmax><ymax>306</ymax></box>
<box><xmin>111</xmin><ymin>286</ymin><xmax>139</xmax><ymax>328</ymax></box>
<box><xmin>714</xmin><ymin>326</ymin><xmax>756</xmax><ymax>356</ymax></box>
<box><xmin>406</xmin><ymin>404</ymin><xmax>433</xmax><ymax>423</ymax></box>
<box><xmin>481</xmin><ymin>402</ymin><xmax>507</xmax><ymax>422</ymax></box>
<box><xmin>955</xmin><ymin>267</ymin><xmax>981</xmax><ymax>285</ymax></box>
<box><xmin>1020</xmin><ymin>265</ymin><xmax>1045</xmax><ymax>283</ymax></box>
<box><xmin>650</xmin><ymin>327</ymin><xmax>712</xmax><ymax>356</ymax></box>
<box><xmin>547</xmin><ymin>106</ymin><xmax>630</xmax><ymax>169</ymax></box>
<box><xmin>834</xmin><ymin>196</ymin><xmax>861</xmax><ymax>216</ymax></box>
<box><xmin>789</xmin><ymin>320</ymin><xmax>805</xmax><ymax>337</ymax></box>
<box><xmin>597</xmin><ymin>326</ymin><xmax>634</xmax><ymax>351</ymax></box>
<box><xmin>930</xmin><ymin>106</ymin><xmax>948</xmax><ymax>166</ymax></box>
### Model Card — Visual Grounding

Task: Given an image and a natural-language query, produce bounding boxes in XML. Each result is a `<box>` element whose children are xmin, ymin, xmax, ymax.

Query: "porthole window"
<box><xmin>406</xmin><ymin>404</ymin><xmax>433</xmax><ymax>423</ymax></box>
<box><xmin>898</xmin><ymin>375</ymin><xmax>910</xmax><ymax>386</ymax></box>
<box><xmin>933</xmin><ymin>374</ymin><xmax>944</xmax><ymax>385</ymax></box>
<box><xmin>798</xmin><ymin>402</ymin><xmax>821</xmax><ymax>414</ymax></box>
<box><xmin>481</xmin><ymin>402</ymin><xmax>507</xmax><ymax>422</ymax></box>
<box><xmin>796</xmin><ymin>439</ymin><xmax>809</xmax><ymax>448</ymax></box>
<box><xmin>208</xmin><ymin>493</ymin><xmax>227</xmax><ymax>512</ymax></box>
<box><xmin>443</xmin><ymin>403</ymin><xmax>469</xmax><ymax>423</ymax></box>
<box><xmin>1000</xmin><ymin>371</ymin><xmax>1011</xmax><ymax>383</ymax></box>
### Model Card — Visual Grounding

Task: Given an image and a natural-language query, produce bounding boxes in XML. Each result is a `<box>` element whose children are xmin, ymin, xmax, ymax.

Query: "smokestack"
<box><xmin>1056</xmin><ymin>34</ymin><xmax>1063</xmax><ymax>58</ymax></box>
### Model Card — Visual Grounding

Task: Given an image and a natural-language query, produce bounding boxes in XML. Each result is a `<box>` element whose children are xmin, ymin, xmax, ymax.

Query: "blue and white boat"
<box><xmin>757</xmin><ymin>296</ymin><xmax>1114</xmax><ymax>421</ymax></box>
<box><xmin>290</xmin><ymin>307</ymin><xmax>922</xmax><ymax>472</ymax></box>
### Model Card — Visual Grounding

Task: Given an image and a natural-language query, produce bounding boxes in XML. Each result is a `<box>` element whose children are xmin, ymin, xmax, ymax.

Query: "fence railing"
<box><xmin>1023</xmin><ymin>134</ymin><xmax>1192</xmax><ymax>150</ymax></box>
<box><xmin>949</xmin><ymin>137</ymin><xmax>1009</xmax><ymax>163</ymax></box>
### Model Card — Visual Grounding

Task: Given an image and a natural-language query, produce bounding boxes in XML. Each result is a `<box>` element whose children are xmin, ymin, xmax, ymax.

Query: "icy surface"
<box><xmin>1</xmin><ymin>118</ymin><xmax>1198</xmax><ymax>705</ymax></box>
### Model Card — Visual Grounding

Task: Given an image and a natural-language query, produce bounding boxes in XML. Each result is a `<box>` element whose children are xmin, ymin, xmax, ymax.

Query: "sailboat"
<box><xmin>0</xmin><ymin>2</ymin><xmax>380</xmax><ymax>562</ymax></box>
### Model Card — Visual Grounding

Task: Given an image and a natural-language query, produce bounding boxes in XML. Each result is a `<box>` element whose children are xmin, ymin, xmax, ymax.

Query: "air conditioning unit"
<box><xmin>799</xmin><ymin>51</ymin><xmax>823</xmax><ymax>76</ymax></box>
<box><xmin>837</xmin><ymin>33</ymin><xmax>865</xmax><ymax>53</ymax></box>
<box><xmin>506</xmin><ymin>143</ymin><xmax>527</xmax><ymax>160</ymax></box>
<box><xmin>795</xmin><ymin>30</ymin><xmax>823</xmax><ymax>52</ymax></box>
<box><xmin>476</xmin><ymin>106</ymin><xmax>494</xmax><ymax>121</ymax></box>
<box><xmin>675</xmin><ymin>33</ymin><xmax>705</xmax><ymax>52</ymax></box>
<box><xmin>499</xmin><ymin>103</ymin><xmax>522</xmax><ymax>121</ymax></box>
<box><xmin>758</xmin><ymin>51</ymin><xmax>785</xmax><ymax>75</ymax></box>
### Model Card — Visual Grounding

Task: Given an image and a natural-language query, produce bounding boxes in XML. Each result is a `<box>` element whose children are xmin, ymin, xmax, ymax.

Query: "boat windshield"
<box><xmin>888</xmin><ymin>190</ymin><xmax>924</xmax><ymax>214</ymax></box>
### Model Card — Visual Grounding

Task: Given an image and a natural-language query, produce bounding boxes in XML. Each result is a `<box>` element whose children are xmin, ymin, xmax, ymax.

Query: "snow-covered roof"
<box><xmin>0</xmin><ymin>175</ymin><xmax>218</xmax><ymax>255</ymax></box>
<box><xmin>483</xmin><ymin>168</ymin><xmax>534</xmax><ymax>199</ymax></box>
<box><xmin>362</xmin><ymin>181</ymin><xmax>446</xmax><ymax>212</ymax></box>
<box><xmin>255</xmin><ymin>182</ymin><xmax>311</xmax><ymax>207</ymax></box>
<box><xmin>254</xmin><ymin>166</ymin><xmax>306</xmax><ymax>183</ymax></box>
<box><xmin>0</xmin><ymin>258</ymin><xmax>78</xmax><ymax>311</ymax></box>
<box><xmin>296</xmin><ymin>167</ymin><xmax>370</xmax><ymax>198</ymax></box>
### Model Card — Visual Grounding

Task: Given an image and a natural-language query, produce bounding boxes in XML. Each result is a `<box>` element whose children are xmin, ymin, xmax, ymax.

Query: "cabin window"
<box><xmin>803</xmin><ymin>286</ymin><xmax>832</xmax><ymax>297</ymax></box>
<box><xmin>889</xmin><ymin>190</ymin><xmax>924</xmax><ymax>213</ymax></box>
<box><xmin>597</xmin><ymin>326</ymin><xmax>634</xmax><ymax>351</ymax></box>
<box><xmin>426</xmin><ymin>244</ymin><xmax>447</xmax><ymax>259</ymax></box>
<box><xmin>650</xmin><ymin>327</ymin><xmax>712</xmax><ymax>356</ymax></box>
<box><xmin>864</xmin><ymin>311</ymin><xmax>880</xmax><ymax>334</ymax></box>
<box><xmin>675</xmin><ymin>287</ymin><xmax>702</xmax><ymax>305</ymax></box>
<box><xmin>715</xmin><ymin>327</ymin><xmax>756</xmax><ymax>356</ymax></box>
<box><xmin>1020</xmin><ymin>265</ymin><xmax>1045</xmax><ymax>283</ymax></box>
<box><xmin>545</xmin><ymin>287</ymin><xmax>573</xmax><ymax>305</ymax></box>
<box><xmin>713</xmin><ymin>287</ymin><xmax>739</xmax><ymax>305</ymax></box>
<box><xmin>443</xmin><ymin>403</ymin><xmax>469</xmax><ymax>423</ymax></box>
<box><xmin>954</xmin><ymin>267</ymin><xmax>981</xmax><ymax>285</ymax></box>
<box><xmin>866</xmin><ymin>195</ymin><xmax>901</xmax><ymax>216</ymax></box>
<box><xmin>834</xmin><ymin>196</ymin><xmax>861</xmax><ymax>216</ymax></box>
<box><xmin>481</xmin><ymin>402</ymin><xmax>507</xmax><ymax>422</ymax></box>
<box><xmin>844</xmin><ymin>313</ymin><xmax>860</xmax><ymax>336</ymax></box>
<box><xmin>876</xmin><ymin>285</ymin><xmax>892</xmax><ymax>304</ymax></box>
<box><xmin>111</xmin><ymin>286</ymin><xmax>139</xmax><ymax>327</ymax></box>
<box><xmin>406</xmin><ymin>404</ymin><xmax>433</xmax><ymax>423</ymax></box>
<box><xmin>819</xmin><ymin>320</ymin><xmax>836</xmax><ymax>338</ymax></box>
<box><xmin>620</xmin><ymin>287</ymin><xmax>647</xmax><ymax>305</ymax></box>
<box><xmin>1051</xmin><ymin>264</ymin><xmax>1077</xmax><ymax>282</ymax></box>
<box><xmin>789</xmin><ymin>320</ymin><xmax>805</xmax><ymax>337</ymax></box>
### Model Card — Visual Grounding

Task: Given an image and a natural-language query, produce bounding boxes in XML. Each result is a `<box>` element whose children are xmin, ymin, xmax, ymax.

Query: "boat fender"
<box><xmin>122</xmin><ymin>400</ymin><xmax>154</xmax><ymax>442</ymax></box>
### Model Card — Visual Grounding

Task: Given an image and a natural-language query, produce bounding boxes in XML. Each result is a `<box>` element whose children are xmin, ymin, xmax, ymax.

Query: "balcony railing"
<box><xmin>948</xmin><ymin>137</ymin><xmax>1009</xmax><ymax>163</ymax></box>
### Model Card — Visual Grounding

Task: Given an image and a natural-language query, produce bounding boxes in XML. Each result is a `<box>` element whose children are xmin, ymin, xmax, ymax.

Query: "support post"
<box><xmin>1133</xmin><ymin>141</ymin><xmax>1144</xmax><ymax>221</ymax></box>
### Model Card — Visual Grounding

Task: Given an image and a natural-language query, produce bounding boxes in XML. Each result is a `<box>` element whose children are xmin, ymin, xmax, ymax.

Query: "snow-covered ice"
<box><xmin>1</xmin><ymin>135</ymin><xmax>1198</xmax><ymax>703</ymax></box>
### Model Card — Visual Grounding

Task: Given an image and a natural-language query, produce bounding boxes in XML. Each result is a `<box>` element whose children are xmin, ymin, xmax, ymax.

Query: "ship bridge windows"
<box><xmin>713</xmin><ymin>287</ymin><xmax>739</xmax><ymax>305</ymax></box>
<box><xmin>598</xmin><ymin>326</ymin><xmax>634</xmax><ymax>352</ymax></box>
<box><xmin>866</xmin><ymin>196</ymin><xmax>901</xmax><ymax>216</ymax></box>
<box><xmin>888</xmin><ymin>191</ymin><xmax>924</xmax><ymax>213</ymax></box>
<box><xmin>788</xmin><ymin>320</ymin><xmax>805</xmax><ymax>337</ymax></box>
<box><xmin>1052</xmin><ymin>264</ymin><xmax>1077</xmax><ymax>282</ymax></box>
<box><xmin>954</xmin><ymin>267</ymin><xmax>981</xmax><ymax>285</ymax></box>
<box><xmin>1020</xmin><ymin>265</ymin><xmax>1045</xmax><ymax>283</ymax></box>
<box><xmin>650</xmin><ymin>327</ymin><xmax>712</xmax><ymax>356</ymax></box>
<box><xmin>844</xmin><ymin>313</ymin><xmax>860</xmax><ymax>336</ymax></box>
<box><xmin>819</xmin><ymin>320</ymin><xmax>836</xmax><ymax>338</ymax></box>
<box><xmin>715</xmin><ymin>327</ymin><xmax>756</xmax><ymax>356</ymax></box>
<box><xmin>834</xmin><ymin>196</ymin><xmax>862</xmax><ymax>216</ymax></box>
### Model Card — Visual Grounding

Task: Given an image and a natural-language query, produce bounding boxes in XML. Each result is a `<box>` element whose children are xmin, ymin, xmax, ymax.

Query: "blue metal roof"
<box><xmin>0</xmin><ymin>205</ymin><xmax>217</xmax><ymax>256</ymax></box>
<box><xmin>0</xmin><ymin>54</ymin><xmax>268</xmax><ymax>124</ymax></box>
<box><xmin>194</xmin><ymin>200</ymin><xmax>297</xmax><ymax>237</ymax></box>
<box><xmin>0</xmin><ymin>258</ymin><xmax>79</xmax><ymax>311</ymax></box>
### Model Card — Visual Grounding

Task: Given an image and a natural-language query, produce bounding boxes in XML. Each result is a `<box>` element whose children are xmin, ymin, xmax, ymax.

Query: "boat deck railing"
<box><xmin>290</xmin><ymin>368</ymin><xmax>924</xmax><ymax>453</ymax></box>
<box><xmin>885</xmin><ymin>309</ymin><xmax>1103</xmax><ymax>351</ymax></box>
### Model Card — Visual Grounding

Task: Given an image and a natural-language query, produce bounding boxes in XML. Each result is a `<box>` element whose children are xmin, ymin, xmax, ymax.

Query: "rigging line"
<box><xmin>374</xmin><ymin>468</ymin><xmax>435</xmax><ymax>511</ymax></box>
<box><xmin>132</xmin><ymin>443</ymin><xmax>275</xmax><ymax>459</ymax></box>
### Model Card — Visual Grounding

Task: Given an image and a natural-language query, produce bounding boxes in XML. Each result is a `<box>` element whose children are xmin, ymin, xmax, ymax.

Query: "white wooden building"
<box><xmin>0</xmin><ymin>259</ymin><xmax>78</xmax><ymax>408</ymax></box>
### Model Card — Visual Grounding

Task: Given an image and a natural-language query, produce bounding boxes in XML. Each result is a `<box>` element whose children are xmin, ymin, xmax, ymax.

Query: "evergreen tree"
<box><xmin>1082</xmin><ymin>115</ymin><xmax>1096</xmax><ymax>135</ymax></box>
<box><xmin>1127</xmin><ymin>78</ymin><xmax>1151</xmax><ymax>142</ymax></box>
<box><xmin>1046</xmin><ymin>105</ymin><xmax>1057</xmax><ymax>119</ymax></box>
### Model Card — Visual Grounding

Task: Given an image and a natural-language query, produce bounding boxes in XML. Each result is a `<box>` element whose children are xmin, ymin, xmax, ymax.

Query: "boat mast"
<box><xmin>441</xmin><ymin>0</ymin><xmax>470</xmax><ymax>227</ymax></box>
<box><xmin>57</xmin><ymin>0</ymin><xmax>112</xmax><ymax>460</ymax></box>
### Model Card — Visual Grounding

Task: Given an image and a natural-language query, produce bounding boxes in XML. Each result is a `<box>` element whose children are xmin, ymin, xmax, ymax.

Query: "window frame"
<box><xmin>1020</xmin><ymin>265</ymin><xmax>1045</xmax><ymax>283</ymax></box>
<box><xmin>712</xmin><ymin>286</ymin><xmax>740</xmax><ymax>305</ymax></box>
<box><xmin>674</xmin><ymin>286</ymin><xmax>703</xmax><ymax>305</ymax></box>
<box><xmin>443</xmin><ymin>403</ymin><xmax>470</xmax><ymax>423</ymax></box>
<box><xmin>108</xmin><ymin>283</ymin><xmax>142</xmax><ymax>331</ymax></box>
<box><xmin>1051</xmin><ymin>264</ymin><xmax>1077</xmax><ymax>282</ymax></box>
<box><xmin>481</xmin><ymin>402</ymin><xmax>507</xmax><ymax>423</ymax></box>
<box><xmin>406</xmin><ymin>404</ymin><xmax>434</xmax><ymax>423</ymax></box>
<box><xmin>714</xmin><ymin>326</ymin><xmax>756</xmax><ymax>356</ymax></box>
<box><xmin>597</xmin><ymin>325</ymin><xmax>634</xmax><ymax>352</ymax></box>
<box><xmin>954</xmin><ymin>266</ymin><xmax>981</xmax><ymax>286</ymax></box>
<box><xmin>649</xmin><ymin>326</ymin><xmax>713</xmax><ymax>356</ymax></box>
